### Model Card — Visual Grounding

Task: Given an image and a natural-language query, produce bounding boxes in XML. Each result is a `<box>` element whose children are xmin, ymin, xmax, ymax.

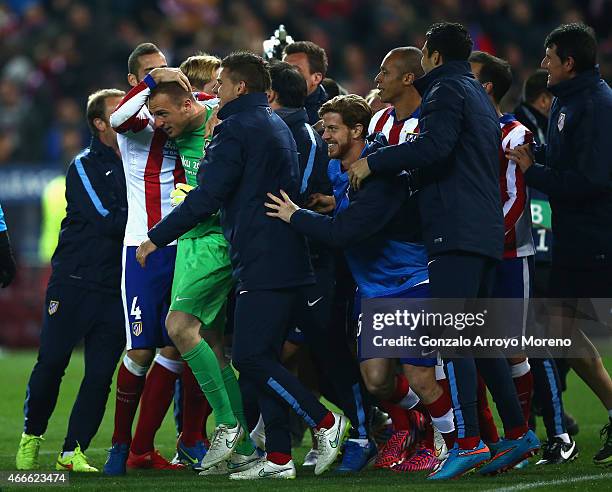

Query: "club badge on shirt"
<box><xmin>557</xmin><ymin>113</ymin><xmax>566</xmax><ymax>132</ymax></box>
<box><xmin>48</xmin><ymin>300</ymin><xmax>59</xmax><ymax>315</ymax></box>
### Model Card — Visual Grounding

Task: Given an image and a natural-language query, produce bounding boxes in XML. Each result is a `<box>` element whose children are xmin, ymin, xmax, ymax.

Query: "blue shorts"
<box><xmin>122</xmin><ymin>245</ymin><xmax>176</xmax><ymax>350</ymax></box>
<box><xmin>358</xmin><ymin>282</ymin><xmax>437</xmax><ymax>367</ymax></box>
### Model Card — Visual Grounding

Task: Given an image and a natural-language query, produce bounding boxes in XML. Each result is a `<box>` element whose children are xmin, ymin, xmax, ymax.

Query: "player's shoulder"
<box><xmin>503</xmin><ymin>117</ymin><xmax>532</xmax><ymax>147</ymax></box>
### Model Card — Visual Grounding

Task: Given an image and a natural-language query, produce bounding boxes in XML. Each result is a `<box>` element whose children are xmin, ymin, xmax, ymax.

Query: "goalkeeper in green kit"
<box><xmin>146</xmin><ymin>59</ymin><xmax>258</xmax><ymax>475</ymax></box>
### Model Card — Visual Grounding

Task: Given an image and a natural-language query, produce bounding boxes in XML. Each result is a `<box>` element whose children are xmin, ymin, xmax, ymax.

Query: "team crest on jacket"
<box><xmin>132</xmin><ymin>322</ymin><xmax>143</xmax><ymax>337</ymax></box>
<box><xmin>557</xmin><ymin>113</ymin><xmax>566</xmax><ymax>131</ymax></box>
<box><xmin>48</xmin><ymin>300</ymin><xmax>59</xmax><ymax>315</ymax></box>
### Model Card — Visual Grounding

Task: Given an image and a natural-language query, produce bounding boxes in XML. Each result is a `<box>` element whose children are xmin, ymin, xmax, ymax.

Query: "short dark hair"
<box><xmin>284</xmin><ymin>41</ymin><xmax>328</xmax><ymax>77</ymax></box>
<box><xmin>269</xmin><ymin>61</ymin><xmax>306</xmax><ymax>108</ymax></box>
<box><xmin>389</xmin><ymin>47</ymin><xmax>425</xmax><ymax>78</ymax></box>
<box><xmin>523</xmin><ymin>69</ymin><xmax>550</xmax><ymax>104</ymax></box>
<box><xmin>544</xmin><ymin>23</ymin><xmax>597</xmax><ymax>73</ymax></box>
<box><xmin>86</xmin><ymin>88</ymin><xmax>125</xmax><ymax>135</ymax></box>
<box><xmin>321</xmin><ymin>78</ymin><xmax>348</xmax><ymax>98</ymax></box>
<box><xmin>425</xmin><ymin>22</ymin><xmax>473</xmax><ymax>62</ymax></box>
<box><xmin>469</xmin><ymin>51</ymin><xmax>512</xmax><ymax>103</ymax></box>
<box><xmin>221</xmin><ymin>51</ymin><xmax>271</xmax><ymax>93</ymax></box>
<box><xmin>319</xmin><ymin>94</ymin><xmax>372</xmax><ymax>139</ymax></box>
<box><xmin>149</xmin><ymin>82</ymin><xmax>194</xmax><ymax>104</ymax></box>
<box><xmin>128</xmin><ymin>42</ymin><xmax>162</xmax><ymax>75</ymax></box>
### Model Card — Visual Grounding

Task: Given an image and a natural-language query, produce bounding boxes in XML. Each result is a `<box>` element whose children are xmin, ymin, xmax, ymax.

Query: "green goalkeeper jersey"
<box><xmin>174</xmin><ymin>105</ymin><xmax>223</xmax><ymax>239</ymax></box>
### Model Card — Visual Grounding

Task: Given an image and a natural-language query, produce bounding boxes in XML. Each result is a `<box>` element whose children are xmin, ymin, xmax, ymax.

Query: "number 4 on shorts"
<box><xmin>131</xmin><ymin>297</ymin><xmax>142</xmax><ymax>321</ymax></box>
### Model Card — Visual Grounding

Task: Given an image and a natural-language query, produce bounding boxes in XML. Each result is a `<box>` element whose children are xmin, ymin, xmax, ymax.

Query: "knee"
<box><xmin>362</xmin><ymin>368</ymin><xmax>392</xmax><ymax>398</ymax></box>
<box><xmin>127</xmin><ymin>349</ymin><xmax>154</xmax><ymax>367</ymax></box>
<box><xmin>405</xmin><ymin>367</ymin><xmax>437</xmax><ymax>400</ymax></box>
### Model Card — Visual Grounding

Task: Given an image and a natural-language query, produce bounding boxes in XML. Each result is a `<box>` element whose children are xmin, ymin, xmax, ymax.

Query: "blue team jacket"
<box><xmin>525</xmin><ymin>67</ymin><xmax>612</xmax><ymax>267</ymax></box>
<box><xmin>367</xmin><ymin>61</ymin><xmax>504</xmax><ymax>260</ymax></box>
<box><xmin>148</xmin><ymin>93</ymin><xmax>314</xmax><ymax>291</ymax></box>
<box><xmin>50</xmin><ymin>136</ymin><xmax>127</xmax><ymax>293</ymax></box>
<box><xmin>290</xmin><ymin>134</ymin><xmax>428</xmax><ymax>298</ymax></box>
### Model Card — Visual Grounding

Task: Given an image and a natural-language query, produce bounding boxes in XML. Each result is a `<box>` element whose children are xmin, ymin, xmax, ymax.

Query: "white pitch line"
<box><xmin>492</xmin><ymin>472</ymin><xmax>612</xmax><ymax>492</ymax></box>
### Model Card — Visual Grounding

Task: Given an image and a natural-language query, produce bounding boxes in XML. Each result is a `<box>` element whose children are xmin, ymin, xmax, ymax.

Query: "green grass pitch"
<box><xmin>0</xmin><ymin>350</ymin><xmax>610</xmax><ymax>491</ymax></box>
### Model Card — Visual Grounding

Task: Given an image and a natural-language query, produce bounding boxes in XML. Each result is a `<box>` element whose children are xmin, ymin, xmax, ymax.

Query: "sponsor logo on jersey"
<box><xmin>48</xmin><ymin>300</ymin><xmax>59</xmax><ymax>315</ymax></box>
<box><xmin>132</xmin><ymin>321</ymin><xmax>143</xmax><ymax>337</ymax></box>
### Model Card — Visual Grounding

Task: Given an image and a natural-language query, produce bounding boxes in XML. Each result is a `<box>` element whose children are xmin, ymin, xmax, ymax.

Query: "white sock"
<box><xmin>555</xmin><ymin>432</ymin><xmax>571</xmax><ymax>444</ymax></box>
<box><xmin>398</xmin><ymin>388</ymin><xmax>420</xmax><ymax>410</ymax></box>
<box><xmin>123</xmin><ymin>355</ymin><xmax>149</xmax><ymax>376</ymax></box>
<box><xmin>348</xmin><ymin>438</ymin><xmax>370</xmax><ymax>447</ymax></box>
<box><xmin>251</xmin><ymin>414</ymin><xmax>266</xmax><ymax>442</ymax></box>
<box><xmin>511</xmin><ymin>360</ymin><xmax>530</xmax><ymax>378</ymax></box>
<box><xmin>431</xmin><ymin>408</ymin><xmax>455</xmax><ymax>434</ymax></box>
<box><xmin>61</xmin><ymin>451</ymin><xmax>75</xmax><ymax>458</ymax></box>
<box><xmin>153</xmin><ymin>354</ymin><xmax>184</xmax><ymax>374</ymax></box>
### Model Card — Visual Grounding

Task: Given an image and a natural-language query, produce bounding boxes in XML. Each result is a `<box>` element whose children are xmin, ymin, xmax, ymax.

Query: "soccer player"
<box><xmin>369</xmin><ymin>47</ymin><xmax>422</xmax><ymax>144</ymax></box>
<box><xmin>348</xmin><ymin>23</ymin><xmax>540</xmax><ymax>479</ymax></box>
<box><xmin>102</xmin><ymin>43</ymin><xmax>191</xmax><ymax>475</ymax></box>
<box><xmin>283</xmin><ymin>41</ymin><xmax>329</xmax><ymax>125</ymax></box>
<box><xmin>470</xmin><ymin>50</ymin><xmax>578</xmax><ymax>465</ymax></box>
<box><xmin>266</xmin><ymin>94</ymin><xmax>457</xmax><ymax>473</ymax></box>
<box><xmin>147</xmin><ymin>80</ymin><xmax>259</xmax><ymax>473</ymax></box>
<box><xmin>16</xmin><ymin>89</ymin><xmax>127</xmax><ymax>472</ymax></box>
<box><xmin>266</xmin><ymin>62</ymin><xmax>373</xmax><ymax>472</ymax></box>
<box><xmin>136</xmin><ymin>52</ymin><xmax>348</xmax><ymax>480</ymax></box>
<box><xmin>507</xmin><ymin>23</ymin><xmax>612</xmax><ymax>466</ymax></box>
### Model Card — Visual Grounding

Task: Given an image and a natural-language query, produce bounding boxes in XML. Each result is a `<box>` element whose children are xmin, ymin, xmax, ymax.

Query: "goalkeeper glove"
<box><xmin>170</xmin><ymin>183</ymin><xmax>194</xmax><ymax>207</ymax></box>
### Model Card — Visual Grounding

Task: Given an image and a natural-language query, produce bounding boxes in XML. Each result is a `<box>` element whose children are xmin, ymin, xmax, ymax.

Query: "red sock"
<box><xmin>380</xmin><ymin>402</ymin><xmax>411</xmax><ymax>431</ymax></box>
<box><xmin>112</xmin><ymin>362</ymin><xmax>146</xmax><ymax>445</ymax></box>
<box><xmin>457</xmin><ymin>436</ymin><xmax>481</xmax><ymax>450</ymax></box>
<box><xmin>504</xmin><ymin>424</ymin><xmax>529</xmax><ymax>440</ymax></box>
<box><xmin>315</xmin><ymin>411</ymin><xmax>334</xmax><ymax>430</ymax></box>
<box><xmin>389</xmin><ymin>374</ymin><xmax>410</xmax><ymax>403</ymax></box>
<box><xmin>477</xmin><ymin>373</ymin><xmax>499</xmax><ymax>444</ymax></box>
<box><xmin>130</xmin><ymin>362</ymin><xmax>180</xmax><ymax>455</ymax></box>
<box><xmin>425</xmin><ymin>388</ymin><xmax>456</xmax><ymax>449</ymax></box>
<box><xmin>267</xmin><ymin>452</ymin><xmax>292</xmax><ymax>465</ymax></box>
<box><xmin>181</xmin><ymin>363</ymin><xmax>207</xmax><ymax>447</ymax></box>
<box><xmin>512</xmin><ymin>369</ymin><xmax>533</xmax><ymax>424</ymax></box>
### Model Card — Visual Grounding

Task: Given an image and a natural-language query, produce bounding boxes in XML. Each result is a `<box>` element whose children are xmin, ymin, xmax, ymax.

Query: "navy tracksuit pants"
<box><xmin>428</xmin><ymin>252</ymin><xmax>526</xmax><ymax>441</ymax></box>
<box><xmin>23</xmin><ymin>282</ymin><xmax>125</xmax><ymax>452</ymax></box>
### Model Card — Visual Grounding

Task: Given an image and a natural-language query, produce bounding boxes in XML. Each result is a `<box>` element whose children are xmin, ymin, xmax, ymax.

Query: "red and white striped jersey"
<box><xmin>110</xmin><ymin>74</ymin><xmax>185</xmax><ymax>246</ymax></box>
<box><xmin>499</xmin><ymin>113</ymin><xmax>535</xmax><ymax>259</ymax></box>
<box><xmin>368</xmin><ymin>106</ymin><xmax>419</xmax><ymax>144</ymax></box>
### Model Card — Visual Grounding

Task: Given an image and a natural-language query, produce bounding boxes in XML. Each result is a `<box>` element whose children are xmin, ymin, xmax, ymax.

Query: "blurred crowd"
<box><xmin>1</xmin><ymin>0</ymin><xmax>611</xmax><ymax>166</ymax></box>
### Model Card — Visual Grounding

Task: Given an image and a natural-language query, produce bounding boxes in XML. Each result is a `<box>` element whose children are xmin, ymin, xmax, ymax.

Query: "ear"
<box><xmin>482</xmin><ymin>81</ymin><xmax>494</xmax><ymax>97</ymax></box>
<box><xmin>351</xmin><ymin>123</ymin><xmax>365</xmax><ymax>140</ymax></box>
<box><xmin>236</xmin><ymin>80</ymin><xmax>247</xmax><ymax>95</ymax></box>
<box><xmin>563</xmin><ymin>56</ymin><xmax>576</xmax><ymax>73</ymax></box>
<box><xmin>93</xmin><ymin>117</ymin><xmax>106</xmax><ymax>133</ymax></box>
<box><xmin>403</xmin><ymin>72</ymin><xmax>415</xmax><ymax>86</ymax></box>
<box><xmin>266</xmin><ymin>89</ymin><xmax>276</xmax><ymax>105</ymax></box>
<box><xmin>127</xmin><ymin>73</ymin><xmax>138</xmax><ymax>87</ymax></box>
<box><xmin>433</xmin><ymin>51</ymin><xmax>442</xmax><ymax>67</ymax></box>
<box><xmin>312</xmin><ymin>72</ymin><xmax>324</xmax><ymax>86</ymax></box>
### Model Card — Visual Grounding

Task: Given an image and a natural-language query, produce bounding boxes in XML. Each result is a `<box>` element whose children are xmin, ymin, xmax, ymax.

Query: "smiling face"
<box><xmin>149</xmin><ymin>92</ymin><xmax>192</xmax><ymax>138</ymax></box>
<box><xmin>213</xmin><ymin>67</ymin><xmax>244</xmax><ymax>109</ymax></box>
<box><xmin>321</xmin><ymin>111</ymin><xmax>355</xmax><ymax>160</ymax></box>
<box><xmin>541</xmin><ymin>45</ymin><xmax>573</xmax><ymax>87</ymax></box>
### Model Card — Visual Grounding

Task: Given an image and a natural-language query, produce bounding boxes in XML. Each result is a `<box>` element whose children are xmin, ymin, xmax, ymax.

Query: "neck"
<box><xmin>184</xmin><ymin>105</ymin><xmax>206</xmax><ymax>133</ymax></box>
<box><xmin>99</xmin><ymin>134</ymin><xmax>120</xmax><ymax>158</ymax></box>
<box><xmin>340</xmin><ymin>141</ymin><xmax>366</xmax><ymax>171</ymax></box>
<box><xmin>392</xmin><ymin>90</ymin><xmax>421</xmax><ymax>120</ymax></box>
<box><xmin>494</xmin><ymin>103</ymin><xmax>502</xmax><ymax>118</ymax></box>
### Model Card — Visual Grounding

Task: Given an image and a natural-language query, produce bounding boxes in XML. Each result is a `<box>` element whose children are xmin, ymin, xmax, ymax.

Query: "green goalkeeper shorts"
<box><xmin>170</xmin><ymin>232</ymin><xmax>234</xmax><ymax>331</ymax></box>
